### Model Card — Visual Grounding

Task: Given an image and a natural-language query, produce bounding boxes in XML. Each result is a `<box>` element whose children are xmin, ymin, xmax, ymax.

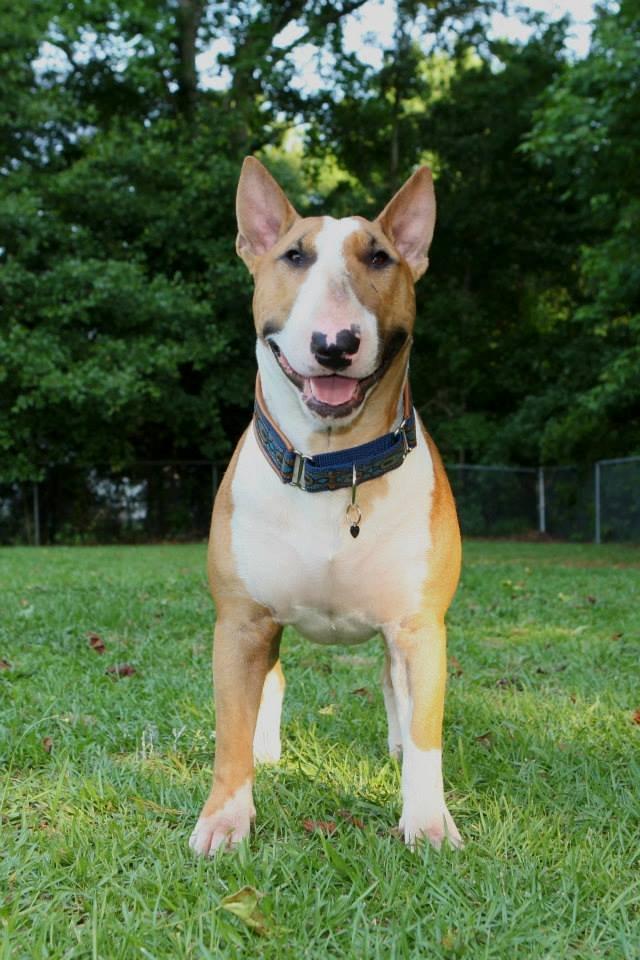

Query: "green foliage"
<box><xmin>0</xmin><ymin>0</ymin><xmax>638</xmax><ymax>482</ymax></box>
<box><xmin>0</xmin><ymin>118</ymin><xmax>249</xmax><ymax>476</ymax></box>
<box><xmin>522</xmin><ymin>0</ymin><xmax>640</xmax><ymax>460</ymax></box>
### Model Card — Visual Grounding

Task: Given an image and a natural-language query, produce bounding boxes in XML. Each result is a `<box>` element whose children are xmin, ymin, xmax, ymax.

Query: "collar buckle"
<box><xmin>290</xmin><ymin>450</ymin><xmax>309</xmax><ymax>489</ymax></box>
<box><xmin>394</xmin><ymin>419</ymin><xmax>410</xmax><ymax>460</ymax></box>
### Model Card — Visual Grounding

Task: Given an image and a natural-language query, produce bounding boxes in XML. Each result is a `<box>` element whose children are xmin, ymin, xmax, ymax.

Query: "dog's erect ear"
<box><xmin>376</xmin><ymin>166</ymin><xmax>436</xmax><ymax>281</ymax></box>
<box><xmin>236</xmin><ymin>157</ymin><xmax>299</xmax><ymax>272</ymax></box>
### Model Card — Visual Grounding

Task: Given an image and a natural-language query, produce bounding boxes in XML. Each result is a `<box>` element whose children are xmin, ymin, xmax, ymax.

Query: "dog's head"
<box><xmin>236</xmin><ymin>157</ymin><xmax>435</xmax><ymax>422</ymax></box>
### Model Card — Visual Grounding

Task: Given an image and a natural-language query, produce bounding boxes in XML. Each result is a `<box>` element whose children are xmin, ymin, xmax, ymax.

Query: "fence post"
<box><xmin>594</xmin><ymin>461</ymin><xmax>601</xmax><ymax>544</ymax></box>
<box><xmin>537</xmin><ymin>467</ymin><xmax>546</xmax><ymax>535</ymax></box>
<box><xmin>33</xmin><ymin>482</ymin><xmax>41</xmax><ymax>546</ymax></box>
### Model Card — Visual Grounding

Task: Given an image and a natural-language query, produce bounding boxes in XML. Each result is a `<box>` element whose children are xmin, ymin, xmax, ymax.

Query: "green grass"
<box><xmin>1</xmin><ymin>541</ymin><xmax>639</xmax><ymax>959</ymax></box>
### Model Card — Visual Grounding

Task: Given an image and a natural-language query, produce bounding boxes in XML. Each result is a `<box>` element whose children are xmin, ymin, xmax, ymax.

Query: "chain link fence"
<box><xmin>0</xmin><ymin>463</ymin><xmax>219</xmax><ymax>546</ymax></box>
<box><xmin>1</xmin><ymin>456</ymin><xmax>638</xmax><ymax>545</ymax></box>
<box><xmin>595</xmin><ymin>457</ymin><xmax>640</xmax><ymax>544</ymax></box>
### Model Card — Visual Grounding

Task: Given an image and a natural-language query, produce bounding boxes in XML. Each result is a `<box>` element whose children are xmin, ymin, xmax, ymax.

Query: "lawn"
<box><xmin>1</xmin><ymin>541</ymin><xmax>639</xmax><ymax>959</ymax></box>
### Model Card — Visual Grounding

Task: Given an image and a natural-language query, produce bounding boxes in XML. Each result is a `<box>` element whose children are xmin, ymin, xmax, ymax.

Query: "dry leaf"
<box><xmin>586</xmin><ymin>595</ymin><xmax>597</xmax><ymax>605</ymax></box>
<box><xmin>303</xmin><ymin>819</ymin><xmax>337</xmax><ymax>835</ymax></box>
<box><xmin>474</xmin><ymin>732</ymin><xmax>492</xmax><ymax>749</ymax></box>
<box><xmin>0</xmin><ymin>659</ymin><xmax>11</xmax><ymax>670</ymax></box>
<box><xmin>106</xmin><ymin>663</ymin><xmax>137</xmax><ymax>678</ymax></box>
<box><xmin>87</xmin><ymin>632</ymin><xmax>106</xmax><ymax>654</ymax></box>
<box><xmin>449</xmin><ymin>655</ymin><xmax>463</xmax><ymax>677</ymax></box>
<box><xmin>351</xmin><ymin>687</ymin><xmax>374</xmax><ymax>702</ymax></box>
<box><xmin>42</xmin><ymin>736</ymin><xmax>53</xmax><ymax>753</ymax></box>
<box><xmin>441</xmin><ymin>929</ymin><xmax>459</xmax><ymax>951</ymax></box>
<box><xmin>220</xmin><ymin>886</ymin><xmax>269</xmax><ymax>936</ymax></box>
<box><xmin>337</xmin><ymin>810</ymin><xmax>365</xmax><ymax>828</ymax></box>
<box><xmin>611</xmin><ymin>632</ymin><xmax>623</xmax><ymax>641</ymax></box>
<box><xmin>632</xmin><ymin>708</ymin><xmax>640</xmax><ymax>725</ymax></box>
<box><xmin>495</xmin><ymin>676</ymin><xmax>523</xmax><ymax>690</ymax></box>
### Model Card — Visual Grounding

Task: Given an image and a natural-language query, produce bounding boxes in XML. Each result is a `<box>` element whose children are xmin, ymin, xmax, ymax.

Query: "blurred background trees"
<box><xmin>1</xmin><ymin>0</ymin><xmax>638</xmax><ymax>481</ymax></box>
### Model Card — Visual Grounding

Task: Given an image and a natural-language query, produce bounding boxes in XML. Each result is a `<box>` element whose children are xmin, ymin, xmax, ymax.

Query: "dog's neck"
<box><xmin>256</xmin><ymin>338</ymin><xmax>411</xmax><ymax>456</ymax></box>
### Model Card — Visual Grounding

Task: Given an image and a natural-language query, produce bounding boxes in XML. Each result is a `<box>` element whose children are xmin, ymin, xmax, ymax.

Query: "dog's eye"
<box><xmin>283</xmin><ymin>248</ymin><xmax>305</xmax><ymax>267</ymax></box>
<box><xmin>370</xmin><ymin>249</ymin><xmax>391</xmax><ymax>268</ymax></box>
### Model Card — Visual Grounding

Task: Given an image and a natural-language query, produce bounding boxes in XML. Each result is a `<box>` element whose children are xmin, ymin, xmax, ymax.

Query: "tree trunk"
<box><xmin>175</xmin><ymin>0</ymin><xmax>204</xmax><ymax>121</ymax></box>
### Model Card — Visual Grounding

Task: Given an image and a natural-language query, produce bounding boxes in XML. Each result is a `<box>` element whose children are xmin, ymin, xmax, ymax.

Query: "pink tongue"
<box><xmin>308</xmin><ymin>376</ymin><xmax>359</xmax><ymax>406</ymax></box>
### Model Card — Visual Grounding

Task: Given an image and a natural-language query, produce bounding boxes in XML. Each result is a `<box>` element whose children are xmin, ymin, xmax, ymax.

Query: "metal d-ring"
<box><xmin>346</xmin><ymin>464</ymin><xmax>362</xmax><ymax>537</ymax></box>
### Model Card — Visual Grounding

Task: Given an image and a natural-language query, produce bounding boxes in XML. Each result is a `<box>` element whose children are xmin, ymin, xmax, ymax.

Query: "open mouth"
<box><xmin>267</xmin><ymin>341</ymin><xmax>393</xmax><ymax>418</ymax></box>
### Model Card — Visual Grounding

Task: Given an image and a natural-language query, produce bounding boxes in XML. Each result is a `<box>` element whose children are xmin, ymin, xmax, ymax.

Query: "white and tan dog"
<box><xmin>189</xmin><ymin>157</ymin><xmax>462</xmax><ymax>855</ymax></box>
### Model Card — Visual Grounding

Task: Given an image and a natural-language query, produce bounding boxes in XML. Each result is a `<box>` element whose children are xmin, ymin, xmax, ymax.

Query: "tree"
<box><xmin>305</xmin><ymin>17</ymin><xmax>579</xmax><ymax>463</ymax></box>
<box><xmin>0</xmin><ymin>0</ymin><xmax>372</xmax><ymax>485</ymax></box>
<box><xmin>522</xmin><ymin>0</ymin><xmax>640</xmax><ymax>461</ymax></box>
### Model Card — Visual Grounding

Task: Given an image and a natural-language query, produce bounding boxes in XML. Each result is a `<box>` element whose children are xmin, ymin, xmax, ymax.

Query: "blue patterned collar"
<box><xmin>252</xmin><ymin>376</ymin><xmax>417</xmax><ymax>493</ymax></box>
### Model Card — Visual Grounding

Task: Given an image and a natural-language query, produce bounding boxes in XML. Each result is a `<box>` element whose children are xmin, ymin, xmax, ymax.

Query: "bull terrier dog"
<box><xmin>189</xmin><ymin>157</ymin><xmax>463</xmax><ymax>855</ymax></box>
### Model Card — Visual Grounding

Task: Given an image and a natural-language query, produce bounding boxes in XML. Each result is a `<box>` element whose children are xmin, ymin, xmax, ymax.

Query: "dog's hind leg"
<box><xmin>382</xmin><ymin>651</ymin><xmax>402</xmax><ymax>758</ymax></box>
<box><xmin>253</xmin><ymin>659</ymin><xmax>285</xmax><ymax>763</ymax></box>
<box><xmin>189</xmin><ymin>602</ymin><xmax>282</xmax><ymax>856</ymax></box>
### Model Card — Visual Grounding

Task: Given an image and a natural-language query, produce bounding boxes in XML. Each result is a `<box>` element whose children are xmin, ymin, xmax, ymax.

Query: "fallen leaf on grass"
<box><xmin>337</xmin><ymin>810</ymin><xmax>365</xmax><ymax>828</ymax></box>
<box><xmin>611</xmin><ymin>632</ymin><xmax>623</xmax><ymax>641</ymax></box>
<box><xmin>441</xmin><ymin>929</ymin><xmax>460</xmax><ymax>951</ymax></box>
<box><xmin>318</xmin><ymin>704</ymin><xmax>336</xmax><ymax>716</ymax></box>
<box><xmin>474</xmin><ymin>732</ymin><xmax>493</xmax><ymax>749</ymax></box>
<box><xmin>220</xmin><ymin>886</ymin><xmax>270</xmax><ymax>936</ymax></box>
<box><xmin>106</xmin><ymin>663</ymin><xmax>137</xmax><ymax>678</ymax></box>
<box><xmin>449</xmin><ymin>655</ymin><xmax>463</xmax><ymax>677</ymax></box>
<box><xmin>87</xmin><ymin>632</ymin><xmax>106</xmax><ymax>654</ymax></box>
<box><xmin>585</xmin><ymin>595</ymin><xmax>597</xmax><ymax>605</ymax></box>
<box><xmin>351</xmin><ymin>686</ymin><xmax>374</xmax><ymax>702</ymax></box>
<box><xmin>42</xmin><ymin>737</ymin><xmax>53</xmax><ymax>753</ymax></box>
<box><xmin>0</xmin><ymin>659</ymin><xmax>11</xmax><ymax>670</ymax></box>
<box><xmin>303</xmin><ymin>819</ymin><xmax>337</xmax><ymax>835</ymax></box>
<box><xmin>632</xmin><ymin>709</ymin><xmax>640</xmax><ymax>725</ymax></box>
<box><xmin>495</xmin><ymin>677</ymin><xmax>524</xmax><ymax>690</ymax></box>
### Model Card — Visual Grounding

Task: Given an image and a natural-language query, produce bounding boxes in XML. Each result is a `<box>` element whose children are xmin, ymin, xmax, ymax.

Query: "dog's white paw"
<box><xmin>399</xmin><ymin>803</ymin><xmax>463</xmax><ymax>851</ymax></box>
<box><xmin>189</xmin><ymin>783</ymin><xmax>255</xmax><ymax>856</ymax></box>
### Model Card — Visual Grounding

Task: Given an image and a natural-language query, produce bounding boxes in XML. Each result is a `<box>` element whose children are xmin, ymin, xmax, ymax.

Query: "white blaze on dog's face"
<box><xmin>236</xmin><ymin>157</ymin><xmax>436</xmax><ymax>423</ymax></box>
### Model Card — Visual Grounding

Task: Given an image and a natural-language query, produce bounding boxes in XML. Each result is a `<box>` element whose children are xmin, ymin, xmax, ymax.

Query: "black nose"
<box><xmin>310</xmin><ymin>328</ymin><xmax>361</xmax><ymax>371</ymax></box>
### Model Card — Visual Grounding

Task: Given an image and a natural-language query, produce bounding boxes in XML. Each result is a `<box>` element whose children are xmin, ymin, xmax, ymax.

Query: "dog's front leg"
<box><xmin>385</xmin><ymin>618</ymin><xmax>462</xmax><ymax>850</ymax></box>
<box><xmin>189</xmin><ymin>602</ymin><xmax>282</xmax><ymax>856</ymax></box>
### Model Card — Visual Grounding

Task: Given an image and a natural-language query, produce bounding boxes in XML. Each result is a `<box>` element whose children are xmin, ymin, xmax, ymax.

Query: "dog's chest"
<box><xmin>229</xmin><ymin>426</ymin><xmax>434</xmax><ymax>643</ymax></box>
